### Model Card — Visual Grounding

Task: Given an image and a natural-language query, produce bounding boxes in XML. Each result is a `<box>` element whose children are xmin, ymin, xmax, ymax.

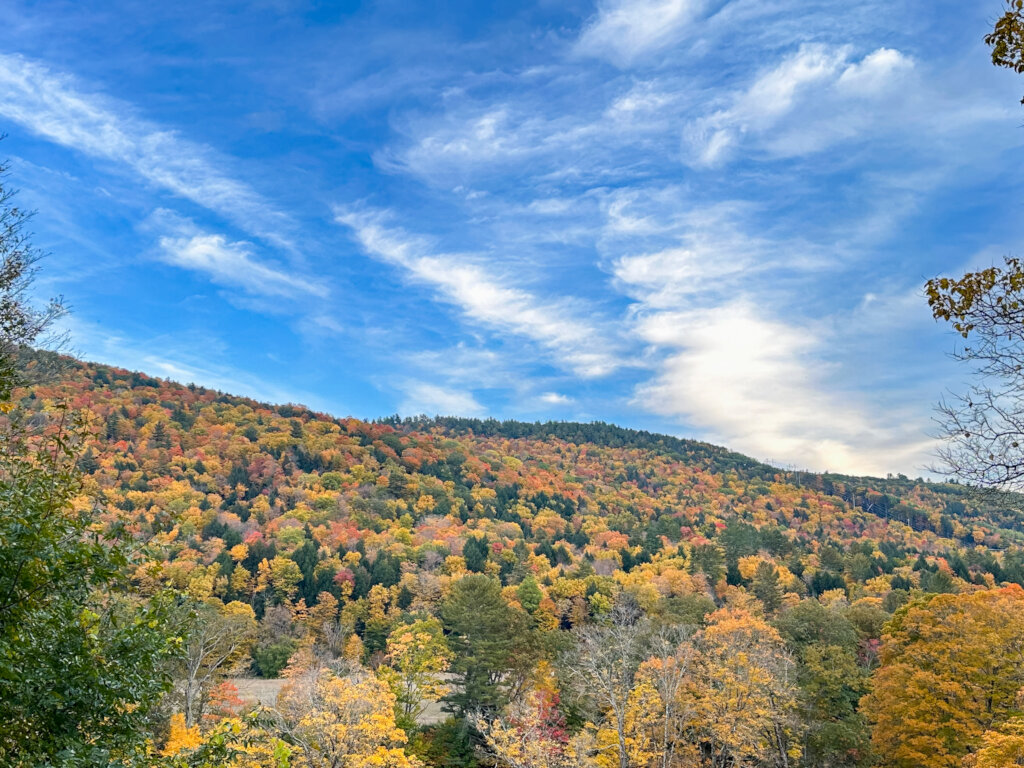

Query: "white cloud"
<box><xmin>837</xmin><ymin>48</ymin><xmax>914</xmax><ymax>95</ymax></box>
<box><xmin>527</xmin><ymin>197</ymin><xmax>578</xmax><ymax>215</ymax></box>
<box><xmin>385</xmin><ymin>109</ymin><xmax>525</xmax><ymax>180</ymax></box>
<box><xmin>633</xmin><ymin>301</ymin><xmax>935</xmax><ymax>475</ymax></box>
<box><xmin>157</xmin><ymin>228</ymin><xmax>327</xmax><ymax>299</ymax></box>
<box><xmin>540</xmin><ymin>391</ymin><xmax>575</xmax><ymax>405</ymax></box>
<box><xmin>406</xmin><ymin>343</ymin><xmax>513</xmax><ymax>389</ymax></box>
<box><xmin>335</xmin><ymin>206</ymin><xmax>623</xmax><ymax>377</ymax></box>
<box><xmin>384</xmin><ymin>83</ymin><xmax>677</xmax><ymax>185</ymax></box>
<box><xmin>614</xmin><ymin>244</ymin><xmax>750</xmax><ymax>305</ymax></box>
<box><xmin>606</xmin><ymin>81</ymin><xmax>676</xmax><ymax>116</ymax></box>
<box><xmin>385</xmin><ymin>106</ymin><xmax>596</xmax><ymax>183</ymax></box>
<box><xmin>730</xmin><ymin>45</ymin><xmax>846</xmax><ymax>123</ymax></box>
<box><xmin>685</xmin><ymin>44</ymin><xmax>914</xmax><ymax>165</ymax></box>
<box><xmin>599</xmin><ymin>188</ymin><xmax>937</xmax><ymax>475</ymax></box>
<box><xmin>398</xmin><ymin>381</ymin><xmax>485</xmax><ymax>417</ymax></box>
<box><xmin>605</xmin><ymin>192</ymin><xmax>827</xmax><ymax>308</ymax></box>
<box><xmin>304</xmin><ymin>315</ymin><xmax>346</xmax><ymax>335</ymax></box>
<box><xmin>0</xmin><ymin>53</ymin><xmax>292</xmax><ymax>247</ymax></box>
<box><xmin>576</xmin><ymin>0</ymin><xmax>703</xmax><ymax>67</ymax></box>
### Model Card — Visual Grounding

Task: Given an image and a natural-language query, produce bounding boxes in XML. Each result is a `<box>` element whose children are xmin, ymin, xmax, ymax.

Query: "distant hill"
<box><xmin>18</xmin><ymin>350</ymin><xmax>1024</xmax><ymax>631</ymax></box>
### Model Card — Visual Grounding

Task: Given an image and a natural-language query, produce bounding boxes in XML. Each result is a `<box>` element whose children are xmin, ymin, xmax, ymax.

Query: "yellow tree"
<box><xmin>257</xmin><ymin>556</ymin><xmax>303</xmax><ymax>604</ymax></box>
<box><xmin>162</xmin><ymin>712</ymin><xmax>201</xmax><ymax>756</ymax></box>
<box><xmin>969</xmin><ymin>718</ymin><xmax>1024</xmax><ymax>768</ymax></box>
<box><xmin>596</xmin><ymin>677</ymin><xmax>660</xmax><ymax>768</ymax></box>
<box><xmin>304</xmin><ymin>592</ymin><xmax>339</xmax><ymax>641</ymax></box>
<box><xmin>861</xmin><ymin>586</ymin><xmax>1024</xmax><ymax>768</ymax></box>
<box><xmin>276</xmin><ymin>668</ymin><xmax>420</xmax><ymax>768</ymax></box>
<box><xmin>377</xmin><ymin>618</ymin><xmax>452</xmax><ymax>729</ymax></box>
<box><xmin>157</xmin><ymin>714</ymin><xmax>292</xmax><ymax>768</ymax></box>
<box><xmin>631</xmin><ymin>628</ymin><xmax>698</xmax><ymax>768</ymax></box>
<box><xmin>689</xmin><ymin>605</ymin><xmax>801</xmax><ymax>768</ymax></box>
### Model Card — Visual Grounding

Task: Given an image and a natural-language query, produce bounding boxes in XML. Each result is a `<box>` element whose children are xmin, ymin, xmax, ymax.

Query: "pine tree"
<box><xmin>751</xmin><ymin>561</ymin><xmax>783</xmax><ymax>613</ymax></box>
<box><xmin>441</xmin><ymin>574</ymin><xmax>523</xmax><ymax>717</ymax></box>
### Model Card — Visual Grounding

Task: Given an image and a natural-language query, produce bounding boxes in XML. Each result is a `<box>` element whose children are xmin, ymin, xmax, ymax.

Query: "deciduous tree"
<box><xmin>986</xmin><ymin>0</ymin><xmax>1024</xmax><ymax>102</ymax></box>
<box><xmin>180</xmin><ymin>599</ymin><xmax>258</xmax><ymax>727</ymax></box>
<box><xmin>862</xmin><ymin>586</ymin><xmax>1024</xmax><ymax>768</ymax></box>
<box><xmin>688</xmin><ymin>605</ymin><xmax>801</xmax><ymax>768</ymax></box>
<box><xmin>0</xmin><ymin>158</ymin><xmax>178</xmax><ymax>768</ymax></box>
<box><xmin>275</xmin><ymin>668</ymin><xmax>420</xmax><ymax>768</ymax></box>
<box><xmin>475</xmin><ymin>690</ymin><xmax>590</xmax><ymax>768</ymax></box>
<box><xmin>562</xmin><ymin>601</ymin><xmax>651</xmax><ymax>768</ymax></box>
<box><xmin>378</xmin><ymin>617</ymin><xmax>452</xmax><ymax>729</ymax></box>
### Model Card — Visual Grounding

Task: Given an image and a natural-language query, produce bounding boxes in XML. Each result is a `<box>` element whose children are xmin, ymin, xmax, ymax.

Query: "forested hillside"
<box><xmin>15</xmin><ymin>350</ymin><xmax>1024</xmax><ymax>767</ymax></box>
<box><xmin>41</xmin><ymin>353</ymin><xmax>1024</xmax><ymax>597</ymax></box>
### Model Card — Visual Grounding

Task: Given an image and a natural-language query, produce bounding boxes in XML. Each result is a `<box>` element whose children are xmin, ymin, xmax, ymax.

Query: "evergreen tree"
<box><xmin>441</xmin><ymin>574</ymin><xmax>523</xmax><ymax>717</ymax></box>
<box><xmin>751</xmin><ymin>560</ymin><xmax>783</xmax><ymax>613</ymax></box>
<box><xmin>463</xmin><ymin>535</ymin><xmax>489</xmax><ymax>573</ymax></box>
<box><xmin>688</xmin><ymin>543</ymin><xmax>725</xmax><ymax>583</ymax></box>
<box><xmin>517</xmin><ymin>575</ymin><xmax>543</xmax><ymax>615</ymax></box>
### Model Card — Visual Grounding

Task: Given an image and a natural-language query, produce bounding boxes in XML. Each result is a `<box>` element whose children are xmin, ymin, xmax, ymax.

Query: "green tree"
<box><xmin>463</xmin><ymin>534</ymin><xmax>489</xmax><ymax>573</ymax></box>
<box><xmin>0</xmin><ymin>159</ymin><xmax>179</xmax><ymax>767</ymax></box>
<box><xmin>517</xmin><ymin>575</ymin><xmax>543</xmax><ymax>615</ymax></box>
<box><xmin>751</xmin><ymin>560</ymin><xmax>784</xmax><ymax>614</ymax></box>
<box><xmin>441</xmin><ymin>573</ymin><xmax>523</xmax><ymax>717</ymax></box>
<box><xmin>776</xmin><ymin>600</ymin><xmax>871</xmax><ymax>767</ymax></box>
<box><xmin>688</xmin><ymin>543</ymin><xmax>725</xmax><ymax>584</ymax></box>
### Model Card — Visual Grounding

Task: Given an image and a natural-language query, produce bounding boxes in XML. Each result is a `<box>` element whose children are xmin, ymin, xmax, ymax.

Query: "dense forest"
<box><xmin>10</xmin><ymin>350</ymin><xmax>1024</xmax><ymax>767</ymax></box>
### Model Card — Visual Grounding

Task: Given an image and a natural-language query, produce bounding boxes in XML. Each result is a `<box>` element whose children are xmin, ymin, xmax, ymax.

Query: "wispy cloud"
<box><xmin>382</xmin><ymin>87</ymin><xmax>678</xmax><ymax>186</ymax></box>
<box><xmin>0</xmin><ymin>53</ymin><xmax>293</xmax><ymax>248</ymax></box>
<box><xmin>157</xmin><ymin>228</ymin><xmax>327</xmax><ymax>299</ymax></box>
<box><xmin>5</xmin><ymin>0</ymin><xmax>1017</xmax><ymax>478</ymax></box>
<box><xmin>601</xmin><ymin>183</ymin><xmax>835</xmax><ymax>295</ymax></box>
<box><xmin>684</xmin><ymin>44</ymin><xmax>914</xmax><ymax>165</ymax></box>
<box><xmin>608</xmin><ymin>197</ymin><xmax>823</xmax><ymax>307</ymax></box>
<box><xmin>335</xmin><ymin>206</ymin><xmax>624</xmax><ymax>377</ymax></box>
<box><xmin>405</xmin><ymin>343</ymin><xmax>514</xmax><ymax>389</ymax></box>
<box><xmin>382</xmin><ymin>106</ymin><xmax>588</xmax><ymax>185</ymax></box>
<box><xmin>575</xmin><ymin>0</ymin><xmax>704</xmax><ymax>67</ymax></box>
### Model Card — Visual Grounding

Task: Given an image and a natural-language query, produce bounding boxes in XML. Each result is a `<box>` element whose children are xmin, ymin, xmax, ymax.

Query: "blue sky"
<box><xmin>1</xmin><ymin>0</ymin><xmax>1022</xmax><ymax>476</ymax></box>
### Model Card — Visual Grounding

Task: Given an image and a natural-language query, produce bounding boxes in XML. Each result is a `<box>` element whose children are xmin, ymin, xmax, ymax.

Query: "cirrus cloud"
<box><xmin>575</xmin><ymin>0</ymin><xmax>704</xmax><ymax>67</ymax></box>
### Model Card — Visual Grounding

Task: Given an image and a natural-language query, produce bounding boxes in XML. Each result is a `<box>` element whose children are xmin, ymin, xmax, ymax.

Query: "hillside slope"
<box><xmin>18</xmin><ymin>351</ymin><xmax>1024</xmax><ymax>628</ymax></box>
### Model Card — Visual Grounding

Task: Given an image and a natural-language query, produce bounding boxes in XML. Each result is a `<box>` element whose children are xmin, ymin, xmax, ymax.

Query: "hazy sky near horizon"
<box><xmin>1</xmin><ymin>0</ymin><xmax>1022</xmax><ymax>477</ymax></box>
